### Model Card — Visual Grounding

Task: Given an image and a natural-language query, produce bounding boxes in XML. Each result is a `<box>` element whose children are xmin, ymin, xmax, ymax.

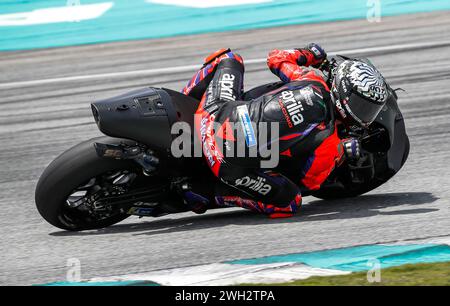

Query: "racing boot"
<box><xmin>215</xmin><ymin>193</ymin><xmax>302</xmax><ymax>219</ymax></box>
<box><xmin>172</xmin><ymin>178</ymin><xmax>209</xmax><ymax>214</ymax></box>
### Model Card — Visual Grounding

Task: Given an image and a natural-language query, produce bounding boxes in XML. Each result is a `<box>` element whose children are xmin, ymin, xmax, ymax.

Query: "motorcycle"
<box><xmin>35</xmin><ymin>56</ymin><xmax>410</xmax><ymax>231</ymax></box>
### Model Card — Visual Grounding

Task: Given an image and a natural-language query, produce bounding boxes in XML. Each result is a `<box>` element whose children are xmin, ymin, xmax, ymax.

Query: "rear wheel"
<box><xmin>35</xmin><ymin>137</ymin><xmax>141</xmax><ymax>231</ymax></box>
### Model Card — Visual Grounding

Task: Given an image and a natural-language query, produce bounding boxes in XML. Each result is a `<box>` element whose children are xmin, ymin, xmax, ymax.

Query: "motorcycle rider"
<box><xmin>181</xmin><ymin>44</ymin><xmax>389</xmax><ymax>218</ymax></box>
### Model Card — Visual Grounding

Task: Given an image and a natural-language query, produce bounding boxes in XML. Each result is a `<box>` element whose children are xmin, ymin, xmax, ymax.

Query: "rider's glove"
<box><xmin>298</xmin><ymin>43</ymin><xmax>327</xmax><ymax>68</ymax></box>
<box><xmin>341</xmin><ymin>137</ymin><xmax>361</xmax><ymax>161</ymax></box>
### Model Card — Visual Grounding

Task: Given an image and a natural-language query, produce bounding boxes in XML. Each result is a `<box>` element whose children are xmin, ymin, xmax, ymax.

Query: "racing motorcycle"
<box><xmin>35</xmin><ymin>56</ymin><xmax>410</xmax><ymax>231</ymax></box>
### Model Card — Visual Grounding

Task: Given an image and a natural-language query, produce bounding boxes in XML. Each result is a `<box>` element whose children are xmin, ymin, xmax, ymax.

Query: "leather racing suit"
<box><xmin>181</xmin><ymin>47</ymin><xmax>345</xmax><ymax>218</ymax></box>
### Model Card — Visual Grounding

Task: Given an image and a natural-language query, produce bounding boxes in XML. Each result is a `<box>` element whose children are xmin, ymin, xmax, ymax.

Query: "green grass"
<box><xmin>244</xmin><ymin>262</ymin><xmax>450</xmax><ymax>286</ymax></box>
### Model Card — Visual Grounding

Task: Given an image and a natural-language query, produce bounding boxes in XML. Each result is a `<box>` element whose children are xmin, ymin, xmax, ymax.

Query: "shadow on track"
<box><xmin>50</xmin><ymin>192</ymin><xmax>439</xmax><ymax>237</ymax></box>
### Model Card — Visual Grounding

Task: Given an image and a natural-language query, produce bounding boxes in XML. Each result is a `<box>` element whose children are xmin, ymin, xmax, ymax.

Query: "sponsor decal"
<box><xmin>237</xmin><ymin>105</ymin><xmax>257</xmax><ymax>147</ymax></box>
<box><xmin>335</xmin><ymin>99</ymin><xmax>347</xmax><ymax>119</ymax></box>
<box><xmin>299</xmin><ymin>86</ymin><xmax>314</xmax><ymax>106</ymax></box>
<box><xmin>205</xmin><ymin>86</ymin><xmax>215</xmax><ymax>106</ymax></box>
<box><xmin>278</xmin><ymin>90</ymin><xmax>304</xmax><ymax>128</ymax></box>
<box><xmin>200</xmin><ymin>115</ymin><xmax>222</xmax><ymax>167</ymax></box>
<box><xmin>219</xmin><ymin>73</ymin><xmax>237</xmax><ymax>102</ymax></box>
<box><xmin>127</xmin><ymin>207</ymin><xmax>154</xmax><ymax>216</ymax></box>
<box><xmin>341</xmin><ymin>79</ymin><xmax>349</xmax><ymax>94</ymax></box>
<box><xmin>310</xmin><ymin>46</ymin><xmax>322</xmax><ymax>57</ymax></box>
<box><xmin>235</xmin><ymin>176</ymin><xmax>272</xmax><ymax>196</ymax></box>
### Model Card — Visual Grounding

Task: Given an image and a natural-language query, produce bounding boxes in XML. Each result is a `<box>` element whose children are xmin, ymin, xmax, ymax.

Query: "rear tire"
<box><xmin>35</xmin><ymin>137</ymin><xmax>138</xmax><ymax>231</ymax></box>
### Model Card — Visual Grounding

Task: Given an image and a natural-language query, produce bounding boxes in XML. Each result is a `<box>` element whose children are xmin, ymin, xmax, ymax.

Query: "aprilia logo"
<box><xmin>219</xmin><ymin>73</ymin><xmax>236</xmax><ymax>101</ymax></box>
<box><xmin>235</xmin><ymin>176</ymin><xmax>272</xmax><ymax>195</ymax></box>
<box><xmin>279</xmin><ymin>90</ymin><xmax>304</xmax><ymax>127</ymax></box>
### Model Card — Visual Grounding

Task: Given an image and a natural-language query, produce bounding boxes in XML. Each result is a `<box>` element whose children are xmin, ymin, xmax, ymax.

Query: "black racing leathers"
<box><xmin>183</xmin><ymin>49</ymin><xmax>344</xmax><ymax>217</ymax></box>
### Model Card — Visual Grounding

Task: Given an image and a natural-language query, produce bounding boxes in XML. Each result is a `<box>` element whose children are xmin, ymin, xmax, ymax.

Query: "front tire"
<box><xmin>35</xmin><ymin>137</ymin><xmax>138</xmax><ymax>231</ymax></box>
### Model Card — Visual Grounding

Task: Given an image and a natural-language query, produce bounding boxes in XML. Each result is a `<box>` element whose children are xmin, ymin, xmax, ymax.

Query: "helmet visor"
<box><xmin>344</xmin><ymin>92</ymin><xmax>386</xmax><ymax>127</ymax></box>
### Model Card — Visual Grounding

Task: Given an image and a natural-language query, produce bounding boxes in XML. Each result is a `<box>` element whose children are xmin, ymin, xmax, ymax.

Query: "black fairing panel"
<box><xmin>371</xmin><ymin>90</ymin><xmax>410</xmax><ymax>173</ymax></box>
<box><xmin>163</xmin><ymin>88</ymin><xmax>199</xmax><ymax>130</ymax></box>
<box><xmin>91</xmin><ymin>88</ymin><xmax>178</xmax><ymax>150</ymax></box>
<box><xmin>91</xmin><ymin>87</ymin><xmax>200</xmax><ymax>151</ymax></box>
<box><xmin>387</xmin><ymin>109</ymin><xmax>410</xmax><ymax>173</ymax></box>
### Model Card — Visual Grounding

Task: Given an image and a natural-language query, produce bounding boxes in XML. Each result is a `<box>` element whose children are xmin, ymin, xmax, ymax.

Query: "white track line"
<box><xmin>1</xmin><ymin>40</ymin><xmax>450</xmax><ymax>89</ymax></box>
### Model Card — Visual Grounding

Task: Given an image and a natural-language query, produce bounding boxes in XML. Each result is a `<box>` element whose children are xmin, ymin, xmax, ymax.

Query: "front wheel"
<box><xmin>35</xmin><ymin>137</ymin><xmax>141</xmax><ymax>231</ymax></box>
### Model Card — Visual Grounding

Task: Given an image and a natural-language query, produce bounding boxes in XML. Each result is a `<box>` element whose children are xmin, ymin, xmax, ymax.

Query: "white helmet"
<box><xmin>331</xmin><ymin>60</ymin><xmax>389</xmax><ymax>128</ymax></box>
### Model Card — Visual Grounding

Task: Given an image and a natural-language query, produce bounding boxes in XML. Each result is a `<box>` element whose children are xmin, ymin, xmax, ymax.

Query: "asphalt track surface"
<box><xmin>1</xmin><ymin>11</ymin><xmax>450</xmax><ymax>285</ymax></box>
